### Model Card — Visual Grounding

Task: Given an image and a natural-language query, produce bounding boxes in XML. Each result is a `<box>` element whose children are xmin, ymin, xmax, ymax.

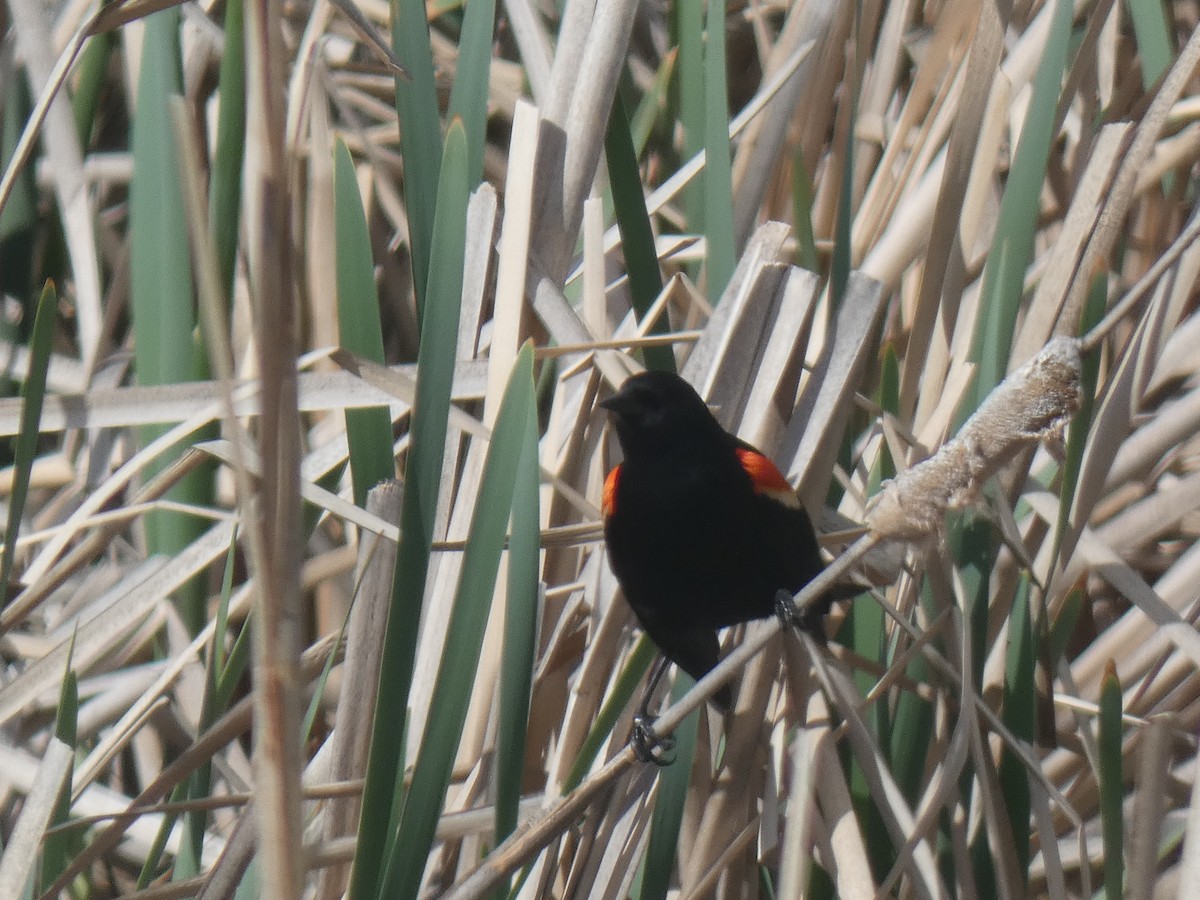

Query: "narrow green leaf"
<box><xmin>138</xmin><ymin>783</ymin><xmax>186</xmax><ymax>887</ymax></box>
<box><xmin>605</xmin><ymin>94</ymin><xmax>674</xmax><ymax>373</ymax></box>
<box><xmin>674</xmin><ymin>0</ymin><xmax>705</xmax><ymax>241</ymax></box>
<box><xmin>334</xmin><ymin>140</ymin><xmax>395</xmax><ymax>506</ymax></box>
<box><xmin>701</xmin><ymin>0</ymin><xmax>735</xmax><ymax>301</ymax></box>
<box><xmin>446</xmin><ymin>0</ymin><xmax>496</xmax><ymax>189</ymax></box>
<box><xmin>636</xmin><ymin>674</ymin><xmax>699</xmax><ymax>900</ymax></box>
<box><xmin>0</xmin><ymin>87</ymin><xmax>35</xmax><ymax>387</ymax></box>
<box><xmin>53</xmin><ymin>635</ymin><xmax>78</xmax><ymax>748</ymax></box>
<box><xmin>868</xmin><ymin>588</ymin><xmax>940</xmax><ymax>883</ymax></box>
<box><xmin>495</xmin><ymin>395</ymin><xmax>541</xmax><ymax>848</ymax></box>
<box><xmin>806</xmin><ymin>864</ymin><xmax>836</xmax><ymax>898</ymax></box>
<box><xmin>790</xmin><ymin>148</ymin><xmax>819</xmax><ymax>273</ymax></box>
<box><xmin>872</xmin><ymin>344</ymin><xmax>900</xmax><ymax>481</ymax></box>
<box><xmin>131</xmin><ymin>9</ymin><xmax>195</xmax><ymax>388</ymax></box>
<box><xmin>382</xmin><ymin>345</ymin><xmax>536</xmax><ymax>900</ymax></box>
<box><xmin>209</xmin><ymin>0</ymin><xmax>246</xmax><ymax>298</ymax></box>
<box><xmin>232</xmin><ymin>858</ymin><xmax>261</xmax><ymax>899</ymax></box>
<box><xmin>331</xmin><ymin>143</ymin><xmax>387</xmax><ymax>360</ymax></box>
<box><xmin>999</xmin><ymin>574</ymin><xmax>1035</xmax><ymax>879</ymax></box>
<box><xmin>830</xmin><ymin>87</ymin><xmax>856</xmax><ymax>308</ymax></box>
<box><xmin>876</xmin><ymin>584</ymin><xmax>937</xmax><ymax>873</ymax></box>
<box><xmin>1099</xmin><ymin>661</ymin><xmax>1125</xmax><ymax>900</ymax></box>
<box><xmin>39</xmin><ymin>636</ymin><xmax>78</xmax><ymax>892</ymax></box>
<box><xmin>949</xmin><ymin>516</ymin><xmax>1000</xmax><ymax>900</ymax></box>
<box><xmin>72</xmin><ymin>32</ymin><xmax>116</xmax><ymax>148</ymax></box>
<box><xmin>1054</xmin><ymin>273</ymin><xmax>1107</xmax><ymax>560</ymax></box>
<box><xmin>842</xmin><ymin>349</ymin><xmax>897</xmax><ymax>865</ymax></box>
<box><xmin>847</xmin><ymin>346</ymin><xmax>897</xmax><ymax>803</ymax></box>
<box><xmin>0</xmin><ymin>95</ymin><xmax>34</xmax><ymax>394</ymax></box>
<box><xmin>1</xmin><ymin>78</ymin><xmax>37</xmax><ymax>248</ymax></box>
<box><xmin>1125</xmin><ymin>0</ymin><xmax>1173</xmax><ymax>89</ymax></box>
<box><xmin>174</xmin><ymin>526</ymin><xmax>243</xmax><ymax>879</ymax></box>
<box><xmin>351</xmin><ymin>120</ymin><xmax>470</xmax><ymax>900</ymax></box>
<box><xmin>214</xmin><ymin>611</ymin><xmax>254</xmax><ymax>713</ymax></box>
<box><xmin>0</xmin><ymin>280</ymin><xmax>54</xmax><ymax>600</ymax></box>
<box><xmin>131</xmin><ymin>9</ymin><xmax>213</xmax><ymax>633</ymax></box>
<box><xmin>952</xmin><ymin>513</ymin><xmax>998</xmax><ymax>691</ymax></box>
<box><xmin>391</xmin><ymin>0</ymin><xmax>444</xmax><ymax>319</ymax></box>
<box><xmin>1048</xmin><ymin>587</ymin><xmax>1084</xmax><ymax>667</ymax></box>
<box><xmin>629</xmin><ymin>50</ymin><xmax>676</xmax><ymax>157</ymax></box>
<box><xmin>957</xmin><ymin>0</ymin><xmax>1073</xmax><ymax>425</ymax></box>
<box><xmin>213</xmin><ymin>525</ymin><xmax>240</xmax><ymax>675</ymax></box>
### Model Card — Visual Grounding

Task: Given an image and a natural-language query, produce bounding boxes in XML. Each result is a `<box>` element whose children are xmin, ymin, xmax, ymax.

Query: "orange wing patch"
<box><xmin>736</xmin><ymin>447</ymin><xmax>801</xmax><ymax>509</ymax></box>
<box><xmin>602</xmin><ymin>465</ymin><xmax>622</xmax><ymax>518</ymax></box>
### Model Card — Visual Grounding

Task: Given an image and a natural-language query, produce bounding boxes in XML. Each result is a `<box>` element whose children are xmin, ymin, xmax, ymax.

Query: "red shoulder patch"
<box><xmin>602</xmin><ymin>465</ymin><xmax>622</xmax><ymax>518</ymax></box>
<box><xmin>735</xmin><ymin>447</ymin><xmax>801</xmax><ymax>509</ymax></box>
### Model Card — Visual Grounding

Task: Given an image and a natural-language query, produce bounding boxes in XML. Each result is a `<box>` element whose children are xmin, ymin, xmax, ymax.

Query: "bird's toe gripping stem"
<box><xmin>631</xmin><ymin>714</ymin><xmax>676</xmax><ymax>766</ymax></box>
<box><xmin>775</xmin><ymin>588</ymin><xmax>804</xmax><ymax>629</ymax></box>
<box><xmin>776</xmin><ymin>588</ymin><xmax>829</xmax><ymax>642</ymax></box>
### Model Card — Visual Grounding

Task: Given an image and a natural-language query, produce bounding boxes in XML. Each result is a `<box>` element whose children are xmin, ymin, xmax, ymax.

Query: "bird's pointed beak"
<box><xmin>599</xmin><ymin>391</ymin><xmax>632</xmax><ymax>416</ymax></box>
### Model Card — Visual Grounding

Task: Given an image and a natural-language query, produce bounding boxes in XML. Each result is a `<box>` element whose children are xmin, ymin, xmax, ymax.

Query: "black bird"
<box><xmin>600</xmin><ymin>370</ymin><xmax>830</xmax><ymax>731</ymax></box>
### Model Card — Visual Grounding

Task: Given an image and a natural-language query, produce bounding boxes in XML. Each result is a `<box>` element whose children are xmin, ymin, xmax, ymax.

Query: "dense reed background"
<box><xmin>1</xmin><ymin>0</ymin><xmax>1199</xmax><ymax>897</ymax></box>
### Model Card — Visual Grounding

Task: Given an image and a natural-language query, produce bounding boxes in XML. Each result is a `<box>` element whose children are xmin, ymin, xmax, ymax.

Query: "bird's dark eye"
<box><xmin>637</xmin><ymin>389</ymin><xmax>661</xmax><ymax>410</ymax></box>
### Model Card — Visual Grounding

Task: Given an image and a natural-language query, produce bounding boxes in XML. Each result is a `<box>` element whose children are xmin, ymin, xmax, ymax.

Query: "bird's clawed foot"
<box><xmin>775</xmin><ymin>588</ymin><xmax>805</xmax><ymax>629</ymax></box>
<box><xmin>631</xmin><ymin>714</ymin><xmax>676</xmax><ymax>766</ymax></box>
<box><xmin>776</xmin><ymin>588</ymin><xmax>829</xmax><ymax>643</ymax></box>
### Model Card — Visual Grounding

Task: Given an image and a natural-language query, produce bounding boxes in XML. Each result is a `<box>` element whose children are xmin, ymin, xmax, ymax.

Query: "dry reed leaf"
<box><xmin>898</xmin><ymin>0</ymin><xmax>1004</xmax><ymax>418</ymax></box>
<box><xmin>692</xmin><ymin>260</ymin><xmax>791</xmax><ymax>425</ymax></box>
<box><xmin>1105</xmin><ymin>381</ymin><xmax>1200</xmax><ymax>493</ymax></box>
<box><xmin>813</xmin><ymin>726</ymin><xmax>876</xmax><ymax>897</ymax></box>
<box><xmin>1</xmin><ymin>557</ymin><xmax>173</xmax><ymax>727</ymax></box>
<box><xmin>1178</xmin><ymin>746</ymin><xmax>1200</xmax><ymax>896</ymax></box>
<box><xmin>682</xmin><ymin>221</ymin><xmax>791</xmax><ymax>389</ymax></box>
<box><xmin>6</xmin><ymin>0</ymin><xmax>102</xmax><ymax>370</ymax></box>
<box><xmin>0</xmin><ymin>738</ymin><xmax>72</xmax><ymax>893</ymax></box>
<box><xmin>809</xmin><ymin>643</ymin><xmax>946</xmax><ymax>899</ymax></box>
<box><xmin>305</xmin><ymin>61</ymin><xmax>341</xmax><ymax>356</ymax></box>
<box><xmin>0</xmin><ymin>341</ymin><xmax>88</xmax><ymax>394</ymax></box>
<box><xmin>854</xmin><ymin>3</ymin><xmax>976</xmax><ymax>262</ymax></box>
<box><xmin>737</xmin><ymin>266</ymin><xmax>822</xmax><ymax>450</ymax></box>
<box><xmin>786</xmin><ymin>272</ymin><xmax>886</xmax><ymax>505</ymax></box>
<box><xmin>731</xmin><ymin>0</ymin><xmax>848</xmax><ymax>245</ymax></box>
<box><xmin>1015</xmin><ymin>123</ymin><xmax>1130</xmax><ymax>357</ymax></box>
<box><xmin>1129</xmin><ymin>715</ymin><xmax>1172</xmax><ymax>900</ymax></box>
<box><xmin>775</xmin><ymin>719</ymin><xmax>816</xmax><ymax>897</ymax></box>
<box><xmin>315</xmin><ymin>483</ymin><xmax>400</xmax><ymax>900</ymax></box>
<box><xmin>198</xmin><ymin>440</ymin><xmax>396</xmax><ymax>541</ymax></box>
<box><xmin>543</xmin><ymin>555</ymin><xmax>627</xmax><ymax>795</ymax></box>
<box><xmin>582</xmin><ymin>199</ymin><xmax>608</xmax><ymax>338</ymax></box>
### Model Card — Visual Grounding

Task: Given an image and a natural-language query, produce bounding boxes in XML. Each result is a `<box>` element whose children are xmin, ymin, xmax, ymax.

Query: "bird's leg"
<box><xmin>631</xmin><ymin>655</ymin><xmax>676</xmax><ymax>766</ymax></box>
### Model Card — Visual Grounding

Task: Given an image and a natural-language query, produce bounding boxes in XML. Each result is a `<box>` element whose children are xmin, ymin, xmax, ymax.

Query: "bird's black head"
<box><xmin>600</xmin><ymin>371</ymin><xmax>724</xmax><ymax>458</ymax></box>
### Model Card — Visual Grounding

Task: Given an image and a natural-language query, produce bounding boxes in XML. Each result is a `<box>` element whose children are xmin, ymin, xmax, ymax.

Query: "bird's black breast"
<box><xmin>604</xmin><ymin>445</ymin><xmax>818</xmax><ymax>633</ymax></box>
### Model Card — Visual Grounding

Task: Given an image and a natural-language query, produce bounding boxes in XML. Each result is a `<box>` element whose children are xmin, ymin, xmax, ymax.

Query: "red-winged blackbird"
<box><xmin>600</xmin><ymin>371</ymin><xmax>830</xmax><ymax>716</ymax></box>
